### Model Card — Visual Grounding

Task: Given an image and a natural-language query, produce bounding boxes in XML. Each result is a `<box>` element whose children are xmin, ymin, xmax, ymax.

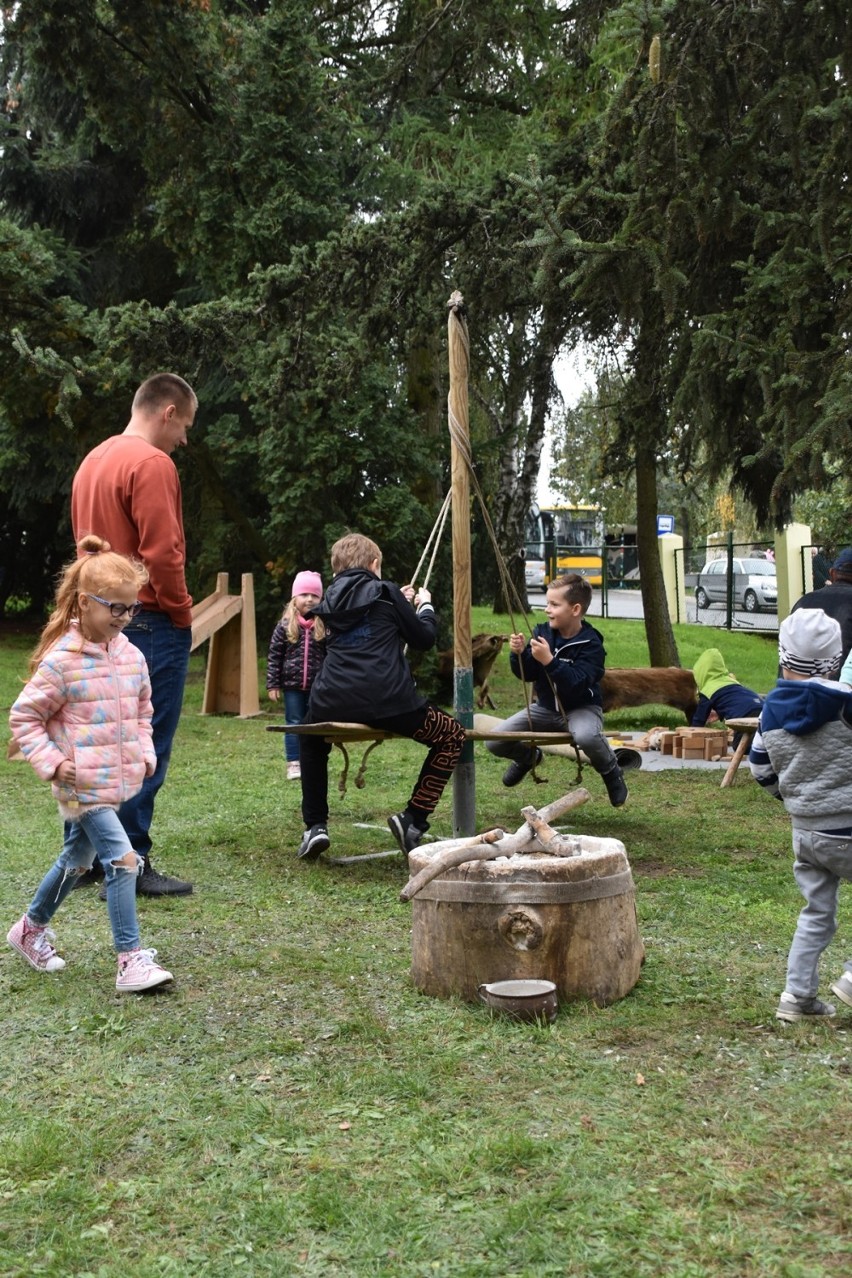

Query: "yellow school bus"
<box><xmin>526</xmin><ymin>503</ymin><xmax>605</xmax><ymax>587</ymax></box>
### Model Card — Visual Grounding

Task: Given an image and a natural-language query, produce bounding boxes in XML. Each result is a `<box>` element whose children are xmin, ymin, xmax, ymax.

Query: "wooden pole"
<box><xmin>447</xmin><ymin>290</ymin><xmax>475</xmax><ymax>835</ymax></box>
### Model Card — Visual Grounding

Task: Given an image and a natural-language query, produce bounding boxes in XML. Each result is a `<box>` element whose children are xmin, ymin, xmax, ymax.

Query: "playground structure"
<box><xmin>190</xmin><ymin>572</ymin><xmax>260</xmax><ymax>718</ymax></box>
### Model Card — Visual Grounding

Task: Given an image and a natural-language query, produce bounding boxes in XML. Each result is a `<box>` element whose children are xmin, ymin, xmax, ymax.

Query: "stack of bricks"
<box><xmin>658</xmin><ymin>727</ymin><xmax>733</xmax><ymax>761</ymax></box>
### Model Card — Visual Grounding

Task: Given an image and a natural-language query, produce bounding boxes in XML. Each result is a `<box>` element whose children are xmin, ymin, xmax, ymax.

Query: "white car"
<box><xmin>524</xmin><ymin>557</ymin><xmax>546</xmax><ymax>591</ymax></box>
<box><xmin>695</xmin><ymin>557</ymin><xmax>777</xmax><ymax>614</ymax></box>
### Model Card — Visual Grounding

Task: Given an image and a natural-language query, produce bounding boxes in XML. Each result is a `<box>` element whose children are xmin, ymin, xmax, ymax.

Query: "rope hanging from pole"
<box><xmin>442</xmin><ymin>297</ymin><xmax>579</xmax><ymax>778</ymax></box>
<box><xmin>409</xmin><ymin>489</ymin><xmax>452</xmax><ymax>595</ymax></box>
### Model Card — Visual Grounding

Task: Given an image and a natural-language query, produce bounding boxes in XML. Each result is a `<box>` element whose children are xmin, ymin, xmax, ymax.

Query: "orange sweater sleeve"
<box><xmin>72</xmin><ymin>436</ymin><xmax>193</xmax><ymax>627</ymax></box>
<box><xmin>126</xmin><ymin>452</ymin><xmax>193</xmax><ymax>626</ymax></box>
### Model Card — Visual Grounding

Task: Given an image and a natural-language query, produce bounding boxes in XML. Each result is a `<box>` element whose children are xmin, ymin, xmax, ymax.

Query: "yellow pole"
<box><xmin>447</xmin><ymin>290</ymin><xmax>475</xmax><ymax>835</ymax></box>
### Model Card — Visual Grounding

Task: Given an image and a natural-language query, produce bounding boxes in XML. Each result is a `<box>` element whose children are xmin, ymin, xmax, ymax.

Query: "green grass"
<box><xmin>1</xmin><ymin>612</ymin><xmax>849</xmax><ymax>1277</ymax></box>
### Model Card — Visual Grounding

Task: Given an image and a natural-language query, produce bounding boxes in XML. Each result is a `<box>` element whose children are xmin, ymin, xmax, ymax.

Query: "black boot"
<box><xmin>602</xmin><ymin>763</ymin><xmax>628</xmax><ymax>807</ymax></box>
<box><xmin>501</xmin><ymin>748</ymin><xmax>543</xmax><ymax>788</ymax></box>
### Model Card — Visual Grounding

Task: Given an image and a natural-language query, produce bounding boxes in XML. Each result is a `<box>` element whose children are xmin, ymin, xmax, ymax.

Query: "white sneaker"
<box><xmin>830</xmin><ymin>971</ymin><xmax>852</xmax><ymax>1008</ymax></box>
<box><xmin>775</xmin><ymin>991</ymin><xmax>835</xmax><ymax>1022</ymax></box>
<box><xmin>7</xmin><ymin>914</ymin><xmax>66</xmax><ymax>973</ymax></box>
<box><xmin>287</xmin><ymin>761</ymin><xmax>301</xmax><ymax>780</ymax></box>
<box><xmin>116</xmin><ymin>947</ymin><xmax>173</xmax><ymax>993</ymax></box>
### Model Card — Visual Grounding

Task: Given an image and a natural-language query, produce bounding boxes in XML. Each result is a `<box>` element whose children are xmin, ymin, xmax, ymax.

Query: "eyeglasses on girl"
<box><xmin>86</xmin><ymin>594</ymin><xmax>144</xmax><ymax>619</ymax></box>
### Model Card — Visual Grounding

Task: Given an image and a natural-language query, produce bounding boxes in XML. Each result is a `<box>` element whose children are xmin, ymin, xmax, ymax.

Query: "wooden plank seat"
<box><xmin>267</xmin><ymin>721</ymin><xmax>579</xmax><ymax>746</ymax></box>
<box><xmin>266</xmin><ymin>721</ymin><xmax>581</xmax><ymax>797</ymax></box>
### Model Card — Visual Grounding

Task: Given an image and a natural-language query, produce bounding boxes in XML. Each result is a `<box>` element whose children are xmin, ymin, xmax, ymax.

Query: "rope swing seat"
<box><xmin>266</xmin><ymin>720</ymin><xmax>581</xmax><ymax>797</ymax></box>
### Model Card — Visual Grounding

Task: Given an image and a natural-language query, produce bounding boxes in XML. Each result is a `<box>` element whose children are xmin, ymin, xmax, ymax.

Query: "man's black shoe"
<box><xmin>137</xmin><ymin>865</ymin><xmax>194</xmax><ymax>896</ymax></box>
<box><xmin>97</xmin><ymin>862</ymin><xmax>194</xmax><ymax>900</ymax></box>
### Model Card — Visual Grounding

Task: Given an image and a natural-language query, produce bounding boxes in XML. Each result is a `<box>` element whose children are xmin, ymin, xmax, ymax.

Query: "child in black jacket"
<box><xmin>486</xmin><ymin>573</ymin><xmax>627</xmax><ymax>806</ymax></box>
<box><xmin>296</xmin><ymin>533</ymin><xmax>465</xmax><ymax>862</ymax></box>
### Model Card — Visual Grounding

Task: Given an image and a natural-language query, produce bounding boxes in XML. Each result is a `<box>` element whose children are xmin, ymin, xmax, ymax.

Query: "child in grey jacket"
<box><xmin>749</xmin><ymin>609</ymin><xmax>852</xmax><ymax>1022</ymax></box>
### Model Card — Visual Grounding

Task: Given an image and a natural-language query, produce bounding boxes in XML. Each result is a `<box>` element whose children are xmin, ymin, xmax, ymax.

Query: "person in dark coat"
<box><xmin>485</xmin><ymin>573</ymin><xmax>628</xmax><ymax>807</ymax></box>
<box><xmin>296</xmin><ymin>533</ymin><xmax>465</xmax><ymax>862</ymax></box>
<box><xmin>266</xmin><ymin>570</ymin><xmax>326</xmax><ymax>781</ymax></box>
<box><xmin>792</xmin><ymin>546</ymin><xmax>852</xmax><ymax>663</ymax></box>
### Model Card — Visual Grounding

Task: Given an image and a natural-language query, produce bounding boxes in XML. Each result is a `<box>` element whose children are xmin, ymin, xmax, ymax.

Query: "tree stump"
<box><xmin>408</xmin><ymin>835</ymin><xmax>644</xmax><ymax>1007</ymax></box>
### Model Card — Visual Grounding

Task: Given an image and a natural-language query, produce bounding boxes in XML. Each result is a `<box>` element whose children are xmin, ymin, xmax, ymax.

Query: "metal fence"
<box><xmin>674</xmin><ymin>537</ymin><xmax>821</xmax><ymax>633</ymax></box>
<box><xmin>530</xmin><ymin>536</ymin><xmax>826</xmax><ymax>629</ymax></box>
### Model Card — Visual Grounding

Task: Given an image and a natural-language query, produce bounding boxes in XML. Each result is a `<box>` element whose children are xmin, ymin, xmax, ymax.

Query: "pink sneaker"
<box><xmin>7</xmin><ymin>914</ymin><xmax>66</xmax><ymax>973</ymax></box>
<box><xmin>116</xmin><ymin>948</ymin><xmax>173</xmax><ymax>993</ymax></box>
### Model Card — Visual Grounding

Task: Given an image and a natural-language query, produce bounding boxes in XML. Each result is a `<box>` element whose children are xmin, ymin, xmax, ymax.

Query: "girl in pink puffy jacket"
<box><xmin>7</xmin><ymin>535</ymin><xmax>174</xmax><ymax>994</ymax></box>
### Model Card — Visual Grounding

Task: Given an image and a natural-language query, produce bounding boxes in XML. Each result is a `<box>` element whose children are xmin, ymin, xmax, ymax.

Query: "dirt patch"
<box><xmin>634</xmin><ymin>860</ymin><xmax>706</xmax><ymax>878</ymax></box>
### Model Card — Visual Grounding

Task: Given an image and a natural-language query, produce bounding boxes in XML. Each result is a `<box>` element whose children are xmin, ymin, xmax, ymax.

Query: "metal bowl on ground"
<box><xmin>477</xmin><ymin>978</ymin><xmax>558</xmax><ymax>1023</ymax></box>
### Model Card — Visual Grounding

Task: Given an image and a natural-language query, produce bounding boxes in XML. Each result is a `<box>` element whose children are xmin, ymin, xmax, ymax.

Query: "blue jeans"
<box><xmin>119</xmin><ymin>612</ymin><xmax>192</xmax><ymax>859</ymax></box>
<box><xmin>283</xmin><ymin>689</ymin><xmax>309</xmax><ymax>762</ymax></box>
<box><xmin>27</xmin><ymin>808</ymin><xmax>143</xmax><ymax>952</ymax></box>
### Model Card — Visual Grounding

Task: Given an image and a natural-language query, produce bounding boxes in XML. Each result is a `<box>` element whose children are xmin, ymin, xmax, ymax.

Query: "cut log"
<box><xmin>407</xmin><ymin>803</ymin><xmax>644</xmax><ymax>1006</ymax></box>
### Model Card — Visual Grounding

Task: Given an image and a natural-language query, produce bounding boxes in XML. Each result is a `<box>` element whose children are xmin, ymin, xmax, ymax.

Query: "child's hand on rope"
<box><xmin>414</xmin><ymin>587</ymin><xmax>431</xmax><ymax>607</ymax></box>
<box><xmin>401</xmin><ymin>584</ymin><xmax>416</xmax><ymax>603</ymax></box>
<box><xmin>509</xmin><ymin>633</ymin><xmax>526</xmax><ymax>655</ymax></box>
<box><xmin>530</xmin><ymin>635</ymin><xmax>553</xmax><ymax>665</ymax></box>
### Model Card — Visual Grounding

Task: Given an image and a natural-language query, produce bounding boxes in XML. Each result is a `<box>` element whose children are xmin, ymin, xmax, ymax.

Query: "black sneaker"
<box><xmin>602</xmin><ymin>764</ymin><xmax>628</xmax><ymax>808</ymax></box>
<box><xmin>137</xmin><ymin>865</ymin><xmax>194</xmax><ymax>896</ymax></box>
<box><xmin>501</xmin><ymin>749</ymin><xmax>542</xmax><ymax>788</ymax></box>
<box><xmin>98</xmin><ymin>863</ymin><xmax>194</xmax><ymax>901</ymax></box>
<box><xmin>388</xmin><ymin>812</ymin><xmax>426</xmax><ymax>857</ymax></box>
<box><xmin>297</xmin><ymin>825</ymin><xmax>330</xmax><ymax>860</ymax></box>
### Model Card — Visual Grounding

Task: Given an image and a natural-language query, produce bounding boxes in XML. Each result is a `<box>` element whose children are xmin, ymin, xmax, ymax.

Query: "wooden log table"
<box><xmin>719</xmin><ymin>717</ymin><xmax>761</xmax><ymax>788</ymax></box>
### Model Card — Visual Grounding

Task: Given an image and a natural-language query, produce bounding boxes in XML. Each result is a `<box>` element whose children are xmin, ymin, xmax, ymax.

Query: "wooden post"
<box><xmin>196</xmin><ymin>572</ymin><xmax>260</xmax><ymax>717</ymax></box>
<box><xmin>447</xmin><ymin>290</ymin><xmax>475</xmax><ymax>836</ymax></box>
<box><xmin>238</xmin><ymin>573</ymin><xmax>260</xmax><ymax>717</ymax></box>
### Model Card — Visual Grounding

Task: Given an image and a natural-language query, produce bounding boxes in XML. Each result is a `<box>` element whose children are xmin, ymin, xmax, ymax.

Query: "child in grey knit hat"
<box><xmin>749</xmin><ymin>609</ymin><xmax>852</xmax><ymax>1022</ymax></box>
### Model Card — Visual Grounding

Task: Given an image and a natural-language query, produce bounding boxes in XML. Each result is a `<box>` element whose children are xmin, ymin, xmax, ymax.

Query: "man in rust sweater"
<box><xmin>72</xmin><ymin>373</ymin><xmax>197</xmax><ymax>896</ymax></box>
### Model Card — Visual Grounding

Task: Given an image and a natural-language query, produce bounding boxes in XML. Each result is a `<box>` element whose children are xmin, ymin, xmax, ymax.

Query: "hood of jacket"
<box><xmin>313</xmin><ymin>568</ymin><xmax>384</xmax><ymax>633</ymax></box>
<box><xmin>693</xmin><ymin>648</ymin><xmax>737</xmax><ymax>698</ymax></box>
<box><xmin>761</xmin><ymin>677</ymin><xmax>852</xmax><ymax>737</ymax></box>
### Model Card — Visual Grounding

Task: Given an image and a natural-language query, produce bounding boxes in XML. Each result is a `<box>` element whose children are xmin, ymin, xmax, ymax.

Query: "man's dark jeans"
<box><xmin>119</xmin><ymin>611</ymin><xmax>191</xmax><ymax>859</ymax></box>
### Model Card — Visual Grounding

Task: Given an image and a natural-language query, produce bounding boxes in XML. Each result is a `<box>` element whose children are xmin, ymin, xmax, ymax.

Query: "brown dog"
<box><xmin>436</xmin><ymin>633</ymin><xmax>509</xmax><ymax>710</ymax></box>
<box><xmin>600</xmin><ymin>667</ymin><xmax>699</xmax><ymax>722</ymax></box>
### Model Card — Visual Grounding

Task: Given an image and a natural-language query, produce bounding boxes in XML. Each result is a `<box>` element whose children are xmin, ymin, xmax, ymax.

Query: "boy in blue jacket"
<box><xmin>749</xmin><ymin>609</ymin><xmax>852</xmax><ymax>1022</ymax></box>
<box><xmin>486</xmin><ymin>573</ymin><xmax>627</xmax><ymax>807</ymax></box>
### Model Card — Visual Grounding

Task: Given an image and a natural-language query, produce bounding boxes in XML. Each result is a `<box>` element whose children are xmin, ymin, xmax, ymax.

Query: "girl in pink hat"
<box><xmin>266</xmin><ymin>571</ymin><xmax>326</xmax><ymax>779</ymax></box>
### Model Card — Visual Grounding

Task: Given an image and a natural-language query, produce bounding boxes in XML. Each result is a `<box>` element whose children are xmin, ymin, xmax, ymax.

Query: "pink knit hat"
<box><xmin>292</xmin><ymin>570</ymin><xmax>323</xmax><ymax>599</ymax></box>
